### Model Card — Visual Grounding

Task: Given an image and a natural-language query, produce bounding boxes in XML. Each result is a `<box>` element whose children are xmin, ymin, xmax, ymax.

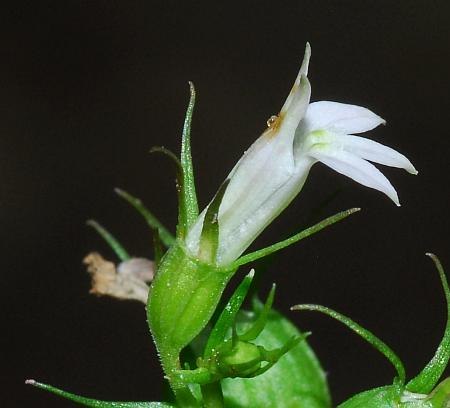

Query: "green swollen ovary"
<box><xmin>147</xmin><ymin>243</ymin><xmax>236</xmax><ymax>372</ymax></box>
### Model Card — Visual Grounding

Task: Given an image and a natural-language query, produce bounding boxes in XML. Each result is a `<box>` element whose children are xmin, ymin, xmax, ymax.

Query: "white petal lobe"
<box><xmin>305</xmin><ymin>101</ymin><xmax>385</xmax><ymax>134</ymax></box>
<box><xmin>280</xmin><ymin>43</ymin><xmax>311</xmax><ymax>114</ymax></box>
<box><xmin>338</xmin><ymin>134</ymin><xmax>418</xmax><ymax>174</ymax></box>
<box><xmin>309</xmin><ymin>147</ymin><xmax>400</xmax><ymax>206</ymax></box>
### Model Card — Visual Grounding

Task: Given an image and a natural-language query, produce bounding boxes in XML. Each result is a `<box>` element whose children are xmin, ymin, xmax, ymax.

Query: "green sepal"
<box><xmin>406</xmin><ymin>254</ymin><xmax>450</xmax><ymax>394</ymax></box>
<box><xmin>25</xmin><ymin>379</ymin><xmax>175</xmax><ymax>407</ymax></box>
<box><xmin>221</xmin><ymin>305</ymin><xmax>331</xmax><ymax>408</ymax></box>
<box><xmin>204</xmin><ymin>270</ymin><xmax>255</xmax><ymax>359</ymax></box>
<box><xmin>86</xmin><ymin>219</ymin><xmax>130</xmax><ymax>261</ymax></box>
<box><xmin>179</xmin><ymin>82</ymin><xmax>199</xmax><ymax>230</ymax></box>
<box><xmin>230</xmin><ymin>208</ymin><xmax>360</xmax><ymax>268</ymax></box>
<box><xmin>114</xmin><ymin>188</ymin><xmax>175</xmax><ymax>248</ymax></box>
<box><xmin>149</xmin><ymin>146</ymin><xmax>186</xmax><ymax>241</ymax></box>
<box><xmin>291</xmin><ymin>303</ymin><xmax>406</xmax><ymax>384</ymax></box>
<box><xmin>198</xmin><ymin>180</ymin><xmax>229</xmax><ymax>264</ymax></box>
<box><xmin>238</xmin><ymin>285</ymin><xmax>275</xmax><ymax>342</ymax></box>
<box><xmin>153</xmin><ymin>230</ymin><xmax>164</xmax><ymax>268</ymax></box>
<box><xmin>147</xmin><ymin>243</ymin><xmax>236</xmax><ymax>389</ymax></box>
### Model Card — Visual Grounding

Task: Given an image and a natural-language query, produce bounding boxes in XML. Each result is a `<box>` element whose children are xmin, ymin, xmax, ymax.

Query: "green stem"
<box><xmin>201</xmin><ymin>382</ymin><xmax>224</xmax><ymax>408</ymax></box>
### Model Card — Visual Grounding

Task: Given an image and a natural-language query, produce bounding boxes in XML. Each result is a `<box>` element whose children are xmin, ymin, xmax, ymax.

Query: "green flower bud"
<box><xmin>217</xmin><ymin>340</ymin><xmax>263</xmax><ymax>377</ymax></box>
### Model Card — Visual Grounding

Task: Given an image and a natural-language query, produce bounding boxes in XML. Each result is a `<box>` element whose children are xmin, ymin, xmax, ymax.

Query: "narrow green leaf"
<box><xmin>204</xmin><ymin>270</ymin><xmax>255</xmax><ymax>358</ymax></box>
<box><xmin>114</xmin><ymin>188</ymin><xmax>175</xmax><ymax>248</ymax></box>
<box><xmin>406</xmin><ymin>253</ymin><xmax>450</xmax><ymax>394</ymax></box>
<box><xmin>239</xmin><ymin>285</ymin><xmax>275</xmax><ymax>342</ymax></box>
<box><xmin>198</xmin><ymin>180</ymin><xmax>229</xmax><ymax>264</ymax></box>
<box><xmin>25</xmin><ymin>379</ymin><xmax>175</xmax><ymax>407</ymax></box>
<box><xmin>291</xmin><ymin>304</ymin><xmax>406</xmax><ymax>384</ymax></box>
<box><xmin>180</xmin><ymin>82</ymin><xmax>199</xmax><ymax>229</ymax></box>
<box><xmin>231</xmin><ymin>208</ymin><xmax>360</xmax><ymax>268</ymax></box>
<box><xmin>86</xmin><ymin>220</ymin><xmax>130</xmax><ymax>261</ymax></box>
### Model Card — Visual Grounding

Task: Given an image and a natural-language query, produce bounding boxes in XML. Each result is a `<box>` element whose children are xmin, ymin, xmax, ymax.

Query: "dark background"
<box><xmin>2</xmin><ymin>1</ymin><xmax>450</xmax><ymax>406</ymax></box>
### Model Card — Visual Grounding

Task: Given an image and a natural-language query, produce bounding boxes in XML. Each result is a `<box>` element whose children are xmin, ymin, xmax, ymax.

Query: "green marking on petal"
<box><xmin>199</xmin><ymin>180</ymin><xmax>229</xmax><ymax>264</ymax></box>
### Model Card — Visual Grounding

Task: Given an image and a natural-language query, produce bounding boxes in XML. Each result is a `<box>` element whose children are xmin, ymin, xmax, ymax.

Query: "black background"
<box><xmin>2</xmin><ymin>1</ymin><xmax>450</xmax><ymax>406</ymax></box>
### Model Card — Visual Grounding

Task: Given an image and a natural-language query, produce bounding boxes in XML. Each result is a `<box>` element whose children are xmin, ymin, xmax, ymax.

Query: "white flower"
<box><xmin>186</xmin><ymin>43</ymin><xmax>417</xmax><ymax>266</ymax></box>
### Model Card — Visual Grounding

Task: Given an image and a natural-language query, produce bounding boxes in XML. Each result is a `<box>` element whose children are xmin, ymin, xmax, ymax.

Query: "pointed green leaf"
<box><xmin>180</xmin><ymin>82</ymin><xmax>199</xmax><ymax>229</ymax></box>
<box><xmin>86</xmin><ymin>220</ymin><xmax>130</xmax><ymax>261</ymax></box>
<box><xmin>231</xmin><ymin>208</ymin><xmax>360</xmax><ymax>268</ymax></box>
<box><xmin>26</xmin><ymin>380</ymin><xmax>175</xmax><ymax>407</ymax></box>
<box><xmin>198</xmin><ymin>180</ymin><xmax>229</xmax><ymax>264</ymax></box>
<box><xmin>292</xmin><ymin>304</ymin><xmax>406</xmax><ymax>384</ymax></box>
<box><xmin>114</xmin><ymin>188</ymin><xmax>175</xmax><ymax>248</ymax></box>
<box><xmin>204</xmin><ymin>270</ymin><xmax>255</xmax><ymax>358</ymax></box>
<box><xmin>406</xmin><ymin>254</ymin><xmax>450</xmax><ymax>394</ymax></box>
